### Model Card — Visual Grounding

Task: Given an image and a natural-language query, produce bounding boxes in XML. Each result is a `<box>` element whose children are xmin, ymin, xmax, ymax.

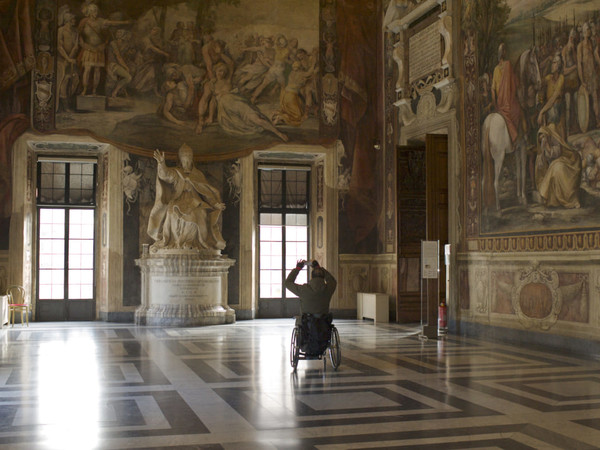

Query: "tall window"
<box><xmin>37</xmin><ymin>160</ymin><xmax>96</xmax><ymax>302</ymax></box>
<box><xmin>258</xmin><ymin>168</ymin><xmax>309</xmax><ymax>299</ymax></box>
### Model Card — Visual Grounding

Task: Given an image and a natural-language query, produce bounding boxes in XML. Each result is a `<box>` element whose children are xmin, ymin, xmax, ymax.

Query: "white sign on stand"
<box><xmin>419</xmin><ymin>240</ymin><xmax>439</xmax><ymax>340</ymax></box>
<box><xmin>421</xmin><ymin>240</ymin><xmax>439</xmax><ymax>279</ymax></box>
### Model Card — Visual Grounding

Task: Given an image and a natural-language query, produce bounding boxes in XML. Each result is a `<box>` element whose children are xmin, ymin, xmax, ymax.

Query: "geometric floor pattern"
<box><xmin>1</xmin><ymin>319</ymin><xmax>600</xmax><ymax>449</ymax></box>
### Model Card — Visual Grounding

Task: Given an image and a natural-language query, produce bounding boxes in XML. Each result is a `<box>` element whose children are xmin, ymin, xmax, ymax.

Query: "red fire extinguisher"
<box><xmin>438</xmin><ymin>301</ymin><xmax>448</xmax><ymax>334</ymax></box>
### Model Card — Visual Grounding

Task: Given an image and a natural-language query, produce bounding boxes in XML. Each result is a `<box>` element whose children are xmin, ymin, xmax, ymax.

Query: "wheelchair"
<box><xmin>290</xmin><ymin>313</ymin><xmax>341</xmax><ymax>371</ymax></box>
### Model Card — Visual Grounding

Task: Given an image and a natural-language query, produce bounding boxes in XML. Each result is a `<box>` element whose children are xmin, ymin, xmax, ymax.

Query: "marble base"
<box><xmin>135</xmin><ymin>253</ymin><xmax>236</xmax><ymax>327</ymax></box>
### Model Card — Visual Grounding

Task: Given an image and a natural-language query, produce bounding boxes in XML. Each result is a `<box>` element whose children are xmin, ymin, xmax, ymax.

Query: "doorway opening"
<box><xmin>257</xmin><ymin>166</ymin><xmax>310</xmax><ymax>318</ymax></box>
<box><xmin>36</xmin><ymin>159</ymin><xmax>97</xmax><ymax>321</ymax></box>
<box><xmin>396</xmin><ymin>134</ymin><xmax>448</xmax><ymax>333</ymax></box>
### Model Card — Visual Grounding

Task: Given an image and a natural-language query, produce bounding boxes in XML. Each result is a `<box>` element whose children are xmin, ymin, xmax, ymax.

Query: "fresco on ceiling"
<box><xmin>463</xmin><ymin>0</ymin><xmax>600</xmax><ymax>235</ymax></box>
<box><xmin>54</xmin><ymin>0</ymin><xmax>319</xmax><ymax>157</ymax></box>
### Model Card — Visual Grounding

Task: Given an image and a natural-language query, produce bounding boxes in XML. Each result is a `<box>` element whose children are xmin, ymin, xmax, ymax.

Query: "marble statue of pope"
<box><xmin>147</xmin><ymin>143</ymin><xmax>226</xmax><ymax>253</ymax></box>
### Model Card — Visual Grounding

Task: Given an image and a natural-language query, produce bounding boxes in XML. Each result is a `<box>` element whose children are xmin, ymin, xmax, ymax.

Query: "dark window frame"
<box><xmin>258</xmin><ymin>166</ymin><xmax>311</xmax><ymax>301</ymax></box>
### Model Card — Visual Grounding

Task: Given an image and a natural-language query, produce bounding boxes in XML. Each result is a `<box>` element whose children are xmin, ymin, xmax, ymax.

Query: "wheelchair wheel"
<box><xmin>290</xmin><ymin>327</ymin><xmax>300</xmax><ymax>370</ymax></box>
<box><xmin>329</xmin><ymin>326</ymin><xmax>341</xmax><ymax>370</ymax></box>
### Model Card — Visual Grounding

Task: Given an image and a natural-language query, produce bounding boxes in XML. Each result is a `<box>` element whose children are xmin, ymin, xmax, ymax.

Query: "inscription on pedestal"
<box><xmin>135</xmin><ymin>254</ymin><xmax>236</xmax><ymax>326</ymax></box>
<box><xmin>150</xmin><ymin>276</ymin><xmax>220</xmax><ymax>305</ymax></box>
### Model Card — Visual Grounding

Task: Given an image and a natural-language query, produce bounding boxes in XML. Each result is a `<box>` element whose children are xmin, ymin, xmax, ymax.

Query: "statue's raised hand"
<box><xmin>153</xmin><ymin>149</ymin><xmax>165</xmax><ymax>165</ymax></box>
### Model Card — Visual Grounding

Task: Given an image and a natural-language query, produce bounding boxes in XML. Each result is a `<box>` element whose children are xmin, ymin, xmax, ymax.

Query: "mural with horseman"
<box><xmin>464</xmin><ymin>0</ymin><xmax>600</xmax><ymax>234</ymax></box>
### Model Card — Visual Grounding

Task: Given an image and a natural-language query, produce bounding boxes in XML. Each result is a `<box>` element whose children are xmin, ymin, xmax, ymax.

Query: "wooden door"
<box><xmin>424</xmin><ymin>134</ymin><xmax>448</xmax><ymax>336</ymax></box>
<box><xmin>396</xmin><ymin>144</ymin><xmax>426</xmax><ymax>322</ymax></box>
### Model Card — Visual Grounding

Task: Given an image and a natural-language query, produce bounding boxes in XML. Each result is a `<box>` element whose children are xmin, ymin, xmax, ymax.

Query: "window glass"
<box><xmin>38</xmin><ymin>161</ymin><xmax>96</xmax><ymax>205</ymax></box>
<box><xmin>258</xmin><ymin>168</ymin><xmax>309</xmax><ymax>300</ymax></box>
<box><xmin>285</xmin><ymin>171</ymin><xmax>308</xmax><ymax>208</ymax></box>
<box><xmin>259</xmin><ymin>170</ymin><xmax>282</xmax><ymax>208</ymax></box>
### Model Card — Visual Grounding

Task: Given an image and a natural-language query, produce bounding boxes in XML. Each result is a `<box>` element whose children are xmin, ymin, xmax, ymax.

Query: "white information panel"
<box><xmin>421</xmin><ymin>240</ymin><xmax>439</xmax><ymax>279</ymax></box>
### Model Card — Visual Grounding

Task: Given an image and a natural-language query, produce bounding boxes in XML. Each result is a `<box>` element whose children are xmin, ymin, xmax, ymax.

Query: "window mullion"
<box><xmin>64</xmin><ymin>209</ymin><xmax>70</xmax><ymax>302</ymax></box>
<box><xmin>65</xmin><ymin>162</ymin><xmax>70</xmax><ymax>205</ymax></box>
<box><xmin>281</xmin><ymin>222</ymin><xmax>286</xmax><ymax>300</ymax></box>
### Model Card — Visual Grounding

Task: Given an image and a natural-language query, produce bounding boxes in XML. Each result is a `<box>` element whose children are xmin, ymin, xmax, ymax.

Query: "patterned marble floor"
<box><xmin>1</xmin><ymin>320</ymin><xmax>600</xmax><ymax>449</ymax></box>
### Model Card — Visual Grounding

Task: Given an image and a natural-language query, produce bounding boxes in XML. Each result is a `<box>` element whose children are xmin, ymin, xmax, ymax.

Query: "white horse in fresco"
<box><xmin>482</xmin><ymin>46</ymin><xmax>540</xmax><ymax>213</ymax></box>
<box><xmin>481</xmin><ymin>112</ymin><xmax>528</xmax><ymax>212</ymax></box>
<box><xmin>516</xmin><ymin>46</ymin><xmax>542</xmax><ymax>110</ymax></box>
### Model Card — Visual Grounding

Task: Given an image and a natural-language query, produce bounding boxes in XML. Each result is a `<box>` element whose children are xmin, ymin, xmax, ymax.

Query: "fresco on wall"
<box><xmin>464</xmin><ymin>0</ymin><xmax>600</xmax><ymax>235</ymax></box>
<box><xmin>54</xmin><ymin>0</ymin><xmax>319</xmax><ymax>157</ymax></box>
<box><xmin>336</xmin><ymin>0</ymin><xmax>380</xmax><ymax>254</ymax></box>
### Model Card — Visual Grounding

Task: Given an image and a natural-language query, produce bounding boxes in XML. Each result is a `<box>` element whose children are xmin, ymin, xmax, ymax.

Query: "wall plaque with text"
<box><xmin>409</xmin><ymin>21</ymin><xmax>441</xmax><ymax>83</ymax></box>
<box><xmin>150</xmin><ymin>276</ymin><xmax>221</xmax><ymax>305</ymax></box>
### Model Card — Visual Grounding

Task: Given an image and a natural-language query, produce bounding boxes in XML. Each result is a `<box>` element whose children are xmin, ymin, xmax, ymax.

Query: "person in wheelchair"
<box><xmin>285</xmin><ymin>259</ymin><xmax>337</xmax><ymax>355</ymax></box>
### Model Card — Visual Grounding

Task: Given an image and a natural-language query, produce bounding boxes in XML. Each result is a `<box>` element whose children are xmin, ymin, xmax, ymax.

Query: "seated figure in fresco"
<box><xmin>159</xmin><ymin>64</ymin><xmax>202</xmax><ymax>127</ymax></box>
<box><xmin>147</xmin><ymin>143</ymin><xmax>226</xmax><ymax>253</ymax></box>
<box><xmin>272</xmin><ymin>61</ymin><xmax>317</xmax><ymax>126</ymax></box>
<box><xmin>534</xmin><ymin>123</ymin><xmax>582</xmax><ymax>209</ymax></box>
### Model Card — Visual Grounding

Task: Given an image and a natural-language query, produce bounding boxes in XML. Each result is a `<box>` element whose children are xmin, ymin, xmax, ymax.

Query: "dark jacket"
<box><xmin>285</xmin><ymin>267</ymin><xmax>337</xmax><ymax>315</ymax></box>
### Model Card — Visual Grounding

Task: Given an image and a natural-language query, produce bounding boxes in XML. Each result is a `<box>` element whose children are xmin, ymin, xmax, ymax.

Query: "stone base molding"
<box><xmin>135</xmin><ymin>304</ymin><xmax>235</xmax><ymax>327</ymax></box>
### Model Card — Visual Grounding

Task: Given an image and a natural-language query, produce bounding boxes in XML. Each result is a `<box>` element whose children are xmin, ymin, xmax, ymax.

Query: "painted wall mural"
<box><xmin>336</xmin><ymin>0</ymin><xmax>380</xmax><ymax>254</ymax></box>
<box><xmin>48</xmin><ymin>0</ymin><xmax>320</xmax><ymax>157</ymax></box>
<box><xmin>463</xmin><ymin>0</ymin><xmax>600</xmax><ymax>239</ymax></box>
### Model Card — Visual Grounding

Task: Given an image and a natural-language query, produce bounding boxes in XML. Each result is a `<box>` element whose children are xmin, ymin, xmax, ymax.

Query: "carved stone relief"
<box><xmin>436</xmin><ymin>80</ymin><xmax>457</xmax><ymax>114</ymax></box>
<box><xmin>473</xmin><ymin>268</ymin><xmax>488</xmax><ymax>314</ymax></box>
<box><xmin>349</xmin><ymin>265</ymin><xmax>369</xmax><ymax>294</ymax></box>
<box><xmin>512</xmin><ymin>262</ymin><xmax>561</xmax><ymax>331</ymax></box>
<box><xmin>416</xmin><ymin>91</ymin><xmax>436</xmax><ymax>119</ymax></box>
<box><xmin>32</xmin><ymin>0</ymin><xmax>55</xmax><ymax>132</ymax></box>
<box><xmin>392</xmin><ymin>43</ymin><xmax>404</xmax><ymax>92</ymax></box>
<box><xmin>386</xmin><ymin>0</ymin><xmax>456</xmax><ymax>127</ymax></box>
<box><xmin>122</xmin><ymin>155</ymin><xmax>142</xmax><ymax>214</ymax></box>
<box><xmin>226</xmin><ymin>159</ymin><xmax>242</xmax><ymax>206</ymax></box>
<box><xmin>317</xmin><ymin>163</ymin><xmax>324</xmax><ymax>212</ymax></box>
<box><xmin>320</xmin><ymin>0</ymin><xmax>339</xmax><ymax>132</ymax></box>
<box><xmin>336</xmin><ymin>141</ymin><xmax>350</xmax><ymax>209</ymax></box>
<box><xmin>378</xmin><ymin>266</ymin><xmax>390</xmax><ymax>293</ymax></box>
<box><xmin>439</xmin><ymin>15</ymin><xmax>452</xmax><ymax>68</ymax></box>
<box><xmin>395</xmin><ymin>99</ymin><xmax>417</xmax><ymax>127</ymax></box>
<box><xmin>492</xmin><ymin>270</ymin><xmax>516</xmax><ymax>315</ymax></box>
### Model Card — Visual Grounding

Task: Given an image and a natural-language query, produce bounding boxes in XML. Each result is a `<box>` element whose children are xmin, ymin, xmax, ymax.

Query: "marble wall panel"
<box><xmin>458</xmin><ymin>254</ymin><xmax>597</xmax><ymax>340</ymax></box>
<box><xmin>338</xmin><ymin>254</ymin><xmax>397</xmax><ymax>318</ymax></box>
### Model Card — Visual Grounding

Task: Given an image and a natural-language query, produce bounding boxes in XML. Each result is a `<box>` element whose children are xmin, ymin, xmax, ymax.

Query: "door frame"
<box><xmin>256</xmin><ymin>166</ymin><xmax>311</xmax><ymax>318</ymax></box>
<box><xmin>424</xmin><ymin>133</ymin><xmax>448</xmax><ymax>336</ymax></box>
<box><xmin>398</xmin><ymin>110</ymin><xmax>459</xmax><ymax>334</ymax></box>
<box><xmin>36</xmin><ymin>206</ymin><xmax>97</xmax><ymax>322</ymax></box>
<box><xmin>234</xmin><ymin>145</ymin><xmax>339</xmax><ymax>321</ymax></box>
<box><xmin>35</xmin><ymin>158</ymin><xmax>98</xmax><ymax>322</ymax></box>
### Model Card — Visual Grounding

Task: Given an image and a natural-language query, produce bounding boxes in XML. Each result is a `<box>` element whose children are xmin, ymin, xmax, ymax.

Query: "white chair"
<box><xmin>6</xmin><ymin>285</ymin><xmax>30</xmax><ymax>327</ymax></box>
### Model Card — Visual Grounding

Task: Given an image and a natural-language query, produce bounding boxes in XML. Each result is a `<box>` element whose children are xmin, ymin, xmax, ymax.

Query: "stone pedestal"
<box><xmin>135</xmin><ymin>253</ymin><xmax>236</xmax><ymax>326</ymax></box>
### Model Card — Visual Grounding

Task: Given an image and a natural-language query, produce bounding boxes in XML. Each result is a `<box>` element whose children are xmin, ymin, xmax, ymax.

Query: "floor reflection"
<box><xmin>1</xmin><ymin>321</ymin><xmax>600</xmax><ymax>449</ymax></box>
<box><xmin>37</xmin><ymin>335</ymin><xmax>100</xmax><ymax>450</ymax></box>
